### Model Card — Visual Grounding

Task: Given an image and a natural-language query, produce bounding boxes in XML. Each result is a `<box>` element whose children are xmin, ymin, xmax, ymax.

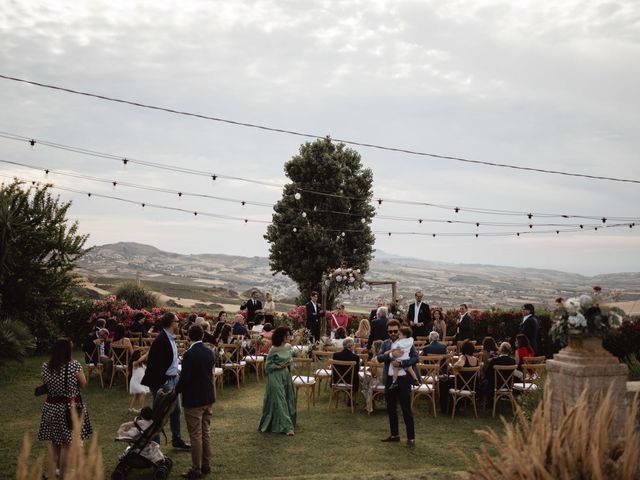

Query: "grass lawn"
<box><xmin>0</xmin><ymin>354</ymin><xmax>507</xmax><ymax>480</ymax></box>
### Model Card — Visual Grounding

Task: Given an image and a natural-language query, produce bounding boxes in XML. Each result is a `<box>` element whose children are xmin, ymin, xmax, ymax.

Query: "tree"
<box><xmin>264</xmin><ymin>137</ymin><xmax>376</xmax><ymax>305</ymax></box>
<box><xmin>115</xmin><ymin>281</ymin><xmax>159</xmax><ymax>309</ymax></box>
<box><xmin>0</xmin><ymin>180</ymin><xmax>88</xmax><ymax>350</ymax></box>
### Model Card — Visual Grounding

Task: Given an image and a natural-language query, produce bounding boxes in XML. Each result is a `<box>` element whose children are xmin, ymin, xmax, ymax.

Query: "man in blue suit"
<box><xmin>377</xmin><ymin>319</ymin><xmax>419</xmax><ymax>448</ymax></box>
<box><xmin>176</xmin><ymin>325</ymin><xmax>216</xmax><ymax>479</ymax></box>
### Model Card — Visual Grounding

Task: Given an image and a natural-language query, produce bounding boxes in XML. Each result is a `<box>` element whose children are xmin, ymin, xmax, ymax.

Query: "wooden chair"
<box><xmin>416</xmin><ymin>336</ymin><xmax>430</xmax><ymax>343</ymax></box>
<box><xmin>449</xmin><ymin>366</ymin><xmax>480</xmax><ymax>419</ymax></box>
<box><xmin>128</xmin><ymin>332</ymin><xmax>143</xmax><ymax>347</ymax></box>
<box><xmin>329</xmin><ymin>359</ymin><xmax>357</xmax><ymax>413</ymax></box>
<box><xmin>413</xmin><ymin>340</ymin><xmax>426</xmax><ymax>351</ymax></box>
<box><xmin>513</xmin><ymin>363</ymin><xmax>545</xmax><ymax>394</ymax></box>
<box><xmin>474</xmin><ymin>345</ymin><xmax>483</xmax><ymax>352</ymax></box>
<box><xmin>312</xmin><ymin>350</ymin><xmax>333</xmax><ymax>397</ymax></box>
<box><xmin>292</xmin><ymin>357</ymin><xmax>316</xmax><ymax>410</ymax></box>
<box><xmin>492</xmin><ymin>365</ymin><xmax>517</xmax><ymax>417</ymax></box>
<box><xmin>84</xmin><ymin>345</ymin><xmax>104</xmax><ymax>388</ymax></box>
<box><xmin>444</xmin><ymin>335</ymin><xmax>455</xmax><ymax>345</ymax></box>
<box><xmin>241</xmin><ymin>339</ymin><xmax>265</xmax><ymax>381</ymax></box>
<box><xmin>523</xmin><ymin>356</ymin><xmax>546</xmax><ymax>365</ymax></box>
<box><xmin>141</xmin><ymin>337</ymin><xmax>154</xmax><ymax>348</ymax></box>
<box><xmin>446</xmin><ymin>345</ymin><xmax>457</xmax><ymax>355</ymax></box>
<box><xmin>412</xmin><ymin>363</ymin><xmax>438</xmax><ymax>416</ymax></box>
<box><xmin>219</xmin><ymin>343</ymin><xmax>245</xmax><ymax>389</ymax></box>
<box><xmin>110</xmin><ymin>347</ymin><xmax>130</xmax><ymax>391</ymax></box>
<box><xmin>212</xmin><ymin>346</ymin><xmax>224</xmax><ymax>395</ymax></box>
<box><xmin>367</xmin><ymin>360</ymin><xmax>387</xmax><ymax>411</ymax></box>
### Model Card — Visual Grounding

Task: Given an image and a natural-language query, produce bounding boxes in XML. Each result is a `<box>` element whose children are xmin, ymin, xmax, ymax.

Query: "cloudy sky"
<box><xmin>1</xmin><ymin>0</ymin><xmax>639</xmax><ymax>275</ymax></box>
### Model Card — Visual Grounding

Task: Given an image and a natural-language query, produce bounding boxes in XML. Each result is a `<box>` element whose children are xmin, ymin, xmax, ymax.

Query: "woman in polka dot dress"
<box><xmin>37</xmin><ymin>338</ymin><xmax>92</xmax><ymax>478</ymax></box>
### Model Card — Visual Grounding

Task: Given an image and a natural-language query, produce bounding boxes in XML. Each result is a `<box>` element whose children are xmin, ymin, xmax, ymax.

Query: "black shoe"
<box><xmin>388</xmin><ymin>382</ymin><xmax>398</xmax><ymax>390</ymax></box>
<box><xmin>413</xmin><ymin>379</ymin><xmax>421</xmax><ymax>387</ymax></box>
<box><xmin>173</xmin><ymin>439</ymin><xmax>191</xmax><ymax>450</ymax></box>
<box><xmin>406</xmin><ymin>439</ymin><xmax>416</xmax><ymax>449</ymax></box>
<box><xmin>201</xmin><ymin>466</ymin><xmax>211</xmax><ymax>475</ymax></box>
<box><xmin>181</xmin><ymin>468</ymin><xmax>202</xmax><ymax>479</ymax></box>
<box><xmin>381</xmin><ymin>435</ymin><xmax>400</xmax><ymax>442</ymax></box>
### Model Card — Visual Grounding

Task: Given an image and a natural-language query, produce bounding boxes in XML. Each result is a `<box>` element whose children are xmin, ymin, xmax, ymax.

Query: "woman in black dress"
<box><xmin>38</xmin><ymin>338</ymin><xmax>92</xmax><ymax>478</ymax></box>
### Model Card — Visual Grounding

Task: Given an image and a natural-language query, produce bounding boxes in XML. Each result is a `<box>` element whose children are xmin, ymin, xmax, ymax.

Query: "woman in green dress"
<box><xmin>258</xmin><ymin>326</ymin><xmax>297</xmax><ymax>436</ymax></box>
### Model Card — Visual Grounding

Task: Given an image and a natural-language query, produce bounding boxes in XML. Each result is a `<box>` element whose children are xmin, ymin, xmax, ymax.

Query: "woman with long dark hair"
<box><xmin>258</xmin><ymin>327</ymin><xmax>296</xmax><ymax>436</ymax></box>
<box><xmin>38</xmin><ymin>338</ymin><xmax>92</xmax><ymax>478</ymax></box>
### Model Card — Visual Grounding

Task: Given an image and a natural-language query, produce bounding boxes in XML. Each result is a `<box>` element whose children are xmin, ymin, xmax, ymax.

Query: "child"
<box><xmin>117</xmin><ymin>406</ymin><xmax>154</xmax><ymax>440</ymax></box>
<box><xmin>387</xmin><ymin>326</ymin><xmax>420</xmax><ymax>389</ymax></box>
<box><xmin>129</xmin><ymin>349</ymin><xmax>150</xmax><ymax>413</ymax></box>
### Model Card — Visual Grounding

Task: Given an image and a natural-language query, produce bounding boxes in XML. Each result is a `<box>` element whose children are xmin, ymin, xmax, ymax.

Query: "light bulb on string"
<box><xmin>241</xmin><ymin>201</ymin><xmax>246</xmax><ymax>207</ymax></box>
<box><xmin>293</xmin><ymin>227</ymin><xmax>297</xmax><ymax>233</ymax></box>
<box><xmin>360</xmin><ymin>218</ymin><xmax>365</xmax><ymax>224</ymax></box>
<box><xmin>178</xmin><ymin>192</ymin><xmax>182</xmax><ymax>200</ymax></box>
<box><xmin>44</xmin><ymin>169</ymin><xmax>49</xmax><ymax>178</ymax></box>
<box><xmin>341</xmin><ymin>232</ymin><xmax>345</xmax><ymax>237</ymax></box>
<box><xmin>244</xmin><ymin>219</ymin><xmax>248</xmax><ymax>224</ymax></box>
<box><xmin>294</xmin><ymin>192</ymin><xmax>301</xmax><ymax>200</ymax></box>
<box><xmin>122</xmin><ymin>158</ymin><xmax>128</xmax><ymax>170</ymax></box>
<box><xmin>112</xmin><ymin>181</ymin><xmax>117</xmax><ymax>190</ymax></box>
<box><xmin>29</xmin><ymin>139</ymin><xmax>36</xmax><ymax>149</ymax></box>
<box><xmin>302</xmin><ymin>212</ymin><xmax>307</xmax><ymax>218</ymax></box>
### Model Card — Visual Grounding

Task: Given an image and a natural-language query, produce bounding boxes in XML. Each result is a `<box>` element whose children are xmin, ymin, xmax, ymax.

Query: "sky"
<box><xmin>1</xmin><ymin>0</ymin><xmax>639</xmax><ymax>276</ymax></box>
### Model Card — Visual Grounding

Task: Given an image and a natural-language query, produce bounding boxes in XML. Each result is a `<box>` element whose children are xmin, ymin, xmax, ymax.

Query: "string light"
<box><xmin>2</xmin><ymin>74</ymin><xmax>639</xmax><ymax>185</ymax></box>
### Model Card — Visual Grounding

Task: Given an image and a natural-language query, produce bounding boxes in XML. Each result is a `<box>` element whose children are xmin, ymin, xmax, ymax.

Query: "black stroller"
<box><xmin>111</xmin><ymin>389</ymin><xmax>177</xmax><ymax>480</ymax></box>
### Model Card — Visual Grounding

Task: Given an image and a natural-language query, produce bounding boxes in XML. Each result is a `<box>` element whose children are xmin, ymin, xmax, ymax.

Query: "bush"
<box><xmin>0</xmin><ymin>318</ymin><xmax>36</xmax><ymax>363</ymax></box>
<box><xmin>603</xmin><ymin>319</ymin><xmax>640</xmax><ymax>360</ymax></box>
<box><xmin>115</xmin><ymin>282</ymin><xmax>158</xmax><ymax>310</ymax></box>
<box><xmin>626</xmin><ymin>353</ymin><xmax>640</xmax><ymax>382</ymax></box>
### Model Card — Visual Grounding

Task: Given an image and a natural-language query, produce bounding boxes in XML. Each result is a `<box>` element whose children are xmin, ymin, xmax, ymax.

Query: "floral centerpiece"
<box><xmin>549</xmin><ymin>286</ymin><xmax>625</xmax><ymax>345</ymax></box>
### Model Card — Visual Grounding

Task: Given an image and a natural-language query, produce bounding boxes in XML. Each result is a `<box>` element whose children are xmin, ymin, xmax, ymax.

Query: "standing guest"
<box><xmin>367</xmin><ymin>306</ymin><xmax>389</xmax><ymax>350</ymax></box>
<box><xmin>232</xmin><ymin>314</ymin><xmax>251</xmax><ymax>338</ymax></box>
<box><xmin>258</xmin><ymin>327</ymin><xmax>296</xmax><ymax>436</ymax></box>
<box><xmin>405</xmin><ymin>290</ymin><xmax>430</xmax><ymax>339</ymax></box>
<box><xmin>263</xmin><ymin>292</ymin><xmax>275</xmax><ymax>325</ymax></box>
<box><xmin>520</xmin><ymin>304</ymin><xmax>539</xmax><ymax>355</ymax></box>
<box><xmin>514</xmin><ymin>334</ymin><xmax>535</xmax><ymax>379</ymax></box>
<box><xmin>377</xmin><ymin>319</ymin><xmax>418</xmax><ymax>448</ymax></box>
<box><xmin>329</xmin><ymin>304</ymin><xmax>349</xmax><ymax>334</ymax></box>
<box><xmin>455</xmin><ymin>304</ymin><xmax>474</xmax><ymax>342</ymax></box>
<box><xmin>305</xmin><ymin>291</ymin><xmax>324</xmax><ymax>342</ymax></box>
<box><xmin>332</xmin><ymin>337</ymin><xmax>361</xmax><ymax>394</ymax></box>
<box><xmin>176</xmin><ymin>325</ymin><xmax>216</xmax><ymax>479</ymax></box>
<box><xmin>240</xmin><ymin>290</ymin><xmax>263</xmax><ymax>326</ymax></box>
<box><xmin>129</xmin><ymin>312</ymin><xmax>149</xmax><ymax>337</ymax></box>
<box><xmin>128</xmin><ymin>349</ymin><xmax>149</xmax><ymax>413</ymax></box>
<box><xmin>141</xmin><ymin>312</ymin><xmax>191</xmax><ymax>451</ymax></box>
<box><xmin>369</xmin><ymin>299</ymin><xmax>385</xmax><ymax>322</ymax></box>
<box><xmin>354</xmin><ymin>318</ymin><xmax>371</xmax><ymax>347</ymax></box>
<box><xmin>38</xmin><ymin>338</ymin><xmax>92</xmax><ymax>479</ymax></box>
<box><xmin>422</xmin><ymin>331</ymin><xmax>447</xmax><ymax>355</ymax></box>
<box><xmin>431</xmin><ymin>309</ymin><xmax>447</xmax><ymax>341</ymax></box>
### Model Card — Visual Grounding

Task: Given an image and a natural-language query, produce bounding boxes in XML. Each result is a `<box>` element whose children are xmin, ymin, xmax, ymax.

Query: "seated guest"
<box><xmin>183</xmin><ymin>313</ymin><xmax>198</xmax><ymax>335</ymax></box>
<box><xmin>453</xmin><ymin>340</ymin><xmax>479</xmax><ymax>369</ymax></box>
<box><xmin>481</xmin><ymin>342</ymin><xmax>516</xmax><ymax>403</ymax></box>
<box><xmin>111</xmin><ymin>323</ymin><xmax>134</xmax><ymax>355</ymax></box>
<box><xmin>514</xmin><ymin>334</ymin><xmax>535</xmax><ymax>379</ymax></box>
<box><xmin>93</xmin><ymin>328</ymin><xmax>113</xmax><ymax>380</ymax></box>
<box><xmin>212</xmin><ymin>320</ymin><xmax>225</xmax><ymax>341</ymax></box>
<box><xmin>232</xmin><ymin>314</ymin><xmax>251</xmax><ymax>338</ymax></box>
<box><xmin>129</xmin><ymin>312</ymin><xmax>149</xmax><ymax>337</ymax></box>
<box><xmin>422</xmin><ymin>331</ymin><xmax>447</xmax><ymax>355</ymax></box>
<box><xmin>332</xmin><ymin>337</ymin><xmax>360</xmax><ymax>393</ymax></box>
<box><xmin>217</xmin><ymin>324</ymin><xmax>233</xmax><ymax>344</ymax></box>
<box><xmin>195</xmin><ymin>317</ymin><xmax>216</xmax><ymax>344</ymax></box>
<box><xmin>481</xmin><ymin>336</ymin><xmax>498</xmax><ymax>364</ymax></box>
<box><xmin>259</xmin><ymin>323</ymin><xmax>274</xmax><ymax>355</ymax></box>
<box><xmin>83</xmin><ymin>318</ymin><xmax>106</xmax><ymax>356</ymax></box>
<box><xmin>332</xmin><ymin>327</ymin><xmax>347</xmax><ymax>348</ymax></box>
<box><xmin>354</xmin><ymin>318</ymin><xmax>371</xmax><ymax>347</ymax></box>
<box><xmin>366</xmin><ymin>306</ymin><xmax>389</xmax><ymax>350</ymax></box>
<box><xmin>329</xmin><ymin>305</ymin><xmax>349</xmax><ymax>334</ymax></box>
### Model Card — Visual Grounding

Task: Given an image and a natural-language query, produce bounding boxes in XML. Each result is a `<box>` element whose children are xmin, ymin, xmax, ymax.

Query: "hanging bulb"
<box><xmin>241</xmin><ymin>201</ymin><xmax>246</xmax><ymax>206</ymax></box>
<box><xmin>516</xmin><ymin>232</ymin><xmax>520</xmax><ymax>237</ymax></box>
<box><xmin>29</xmin><ymin>139</ymin><xmax>36</xmax><ymax>149</ymax></box>
<box><xmin>579</xmin><ymin>225</ymin><xmax>584</xmax><ymax>229</ymax></box>
<box><xmin>360</xmin><ymin>218</ymin><xmax>365</xmax><ymax>224</ymax></box>
<box><xmin>341</xmin><ymin>232</ymin><xmax>345</xmax><ymax>237</ymax></box>
<box><xmin>432</xmin><ymin>234</ymin><xmax>436</xmax><ymax>238</ymax></box>
<box><xmin>377</xmin><ymin>199</ymin><xmax>383</xmax><ymax>206</ymax></box>
<box><xmin>388</xmin><ymin>232</ymin><xmax>391</xmax><ymax>236</ymax></box>
<box><xmin>87</xmin><ymin>193</ymin><xmax>92</xmax><ymax>198</ymax></box>
<box><xmin>418</xmin><ymin>219</ymin><xmax>423</xmax><ymax>224</ymax></box>
<box><xmin>193</xmin><ymin>211</ymin><xmax>198</xmax><ymax>216</ymax></box>
<box><xmin>293</xmin><ymin>227</ymin><xmax>297</xmax><ymax>233</ymax></box>
<box><xmin>454</xmin><ymin>207</ymin><xmax>459</xmax><ymax>213</ymax></box>
<box><xmin>475</xmin><ymin>222</ymin><xmax>480</xmax><ymax>227</ymax></box>
<box><xmin>294</xmin><ymin>192</ymin><xmax>301</xmax><ymax>200</ymax></box>
<box><xmin>112</xmin><ymin>181</ymin><xmax>117</xmax><ymax>189</ymax></box>
<box><xmin>212</xmin><ymin>174</ymin><xmax>217</xmax><ymax>181</ymax></box>
<box><xmin>122</xmin><ymin>158</ymin><xmax>128</xmax><ymax>169</ymax></box>
<box><xmin>244</xmin><ymin>219</ymin><xmax>248</xmax><ymax>224</ymax></box>
<box><xmin>44</xmin><ymin>169</ymin><xmax>49</xmax><ymax>177</ymax></box>
<box><xmin>529</xmin><ymin>224</ymin><xmax>533</xmax><ymax>229</ymax></box>
<box><xmin>594</xmin><ymin>227</ymin><xmax>598</xmax><ymax>231</ymax></box>
<box><xmin>178</xmin><ymin>192</ymin><xmax>183</xmax><ymax>199</ymax></box>
<box><xmin>527</xmin><ymin>213</ymin><xmax>533</xmax><ymax>220</ymax></box>
<box><xmin>556</xmin><ymin>230</ymin><xmax>559</xmax><ymax>234</ymax></box>
<box><xmin>302</xmin><ymin>212</ymin><xmax>307</xmax><ymax>218</ymax></box>
<box><xmin>601</xmin><ymin>217</ymin><xmax>607</xmax><ymax>224</ymax></box>
<box><xmin>141</xmin><ymin>203</ymin><xmax>145</xmax><ymax>208</ymax></box>
<box><xmin>475</xmin><ymin>233</ymin><xmax>479</xmax><ymax>238</ymax></box>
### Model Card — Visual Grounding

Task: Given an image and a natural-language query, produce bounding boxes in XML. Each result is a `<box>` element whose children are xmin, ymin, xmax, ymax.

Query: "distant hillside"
<box><xmin>76</xmin><ymin>242</ymin><xmax>640</xmax><ymax>310</ymax></box>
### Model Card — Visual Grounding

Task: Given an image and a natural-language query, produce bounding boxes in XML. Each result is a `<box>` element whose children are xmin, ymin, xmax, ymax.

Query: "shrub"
<box><xmin>469</xmin><ymin>387</ymin><xmax>639</xmax><ymax>479</ymax></box>
<box><xmin>114</xmin><ymin>281</ymin><xmax>158</xmax><ymax>310</ymax></box>
<box><xmin>626</xmin><ymin>353</ymin><xmax>640</xmax><ymax>382</ymax></box>
<box><xmin>0</xmin><ymin>318</ymin><xmax>36</xmax><ymax>363</ymax></box>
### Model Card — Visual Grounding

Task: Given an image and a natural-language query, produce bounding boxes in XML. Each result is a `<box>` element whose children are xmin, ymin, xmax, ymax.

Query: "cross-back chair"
<box><xmin>412</xmin><ymin>363</ymin><xmax>439</xmax><ymax>416</ymax></box>
<box><xmin>84</xmin><ymin>344</ymin><xmax>105</xmax><ymax>388</ymax></box>
<box><xmin>492</xmin><ymin>364</ymin><xmax>517</xmax><ymax>417</ymax></box>
<box><xmin>449</xmin><ymin>366</ymin><xmax>480</xmax><ymax>419</ymax></box>
<box><xmin>241</xmin><ymin>339</ymin><xmax>265</xmax><ymax>381</ymax></box>
<box><xmin>110</xmin><ymin>347</ymin><xmax>130</xmax><ymax>391</ymax></box>
<box><xmin>292</xmin><ymin>357</ymin><xmax>316</xmax><ymax>410</ymax></box>
<box><xmin>219</xmin><ymin>343</ymin><xmax>245</xmax><ymax>389</ymax></box>
<box><xmin>513</xmin><ymin>362</ymin><xmax>545</xmax><ymax>394</ymax></box>
<box><xmin>329</xmin><ymin>359</ymin><xmax>357</xmax><ymax>413</ymax></box>
<box><xmin>312</xmin><ymin>350</ymin><xmax>333</xmax><ymax>397</ymax></box>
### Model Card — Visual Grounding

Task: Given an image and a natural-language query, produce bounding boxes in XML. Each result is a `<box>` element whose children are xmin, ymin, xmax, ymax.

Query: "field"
<box><xmin>1</xmin><ymin>354</ymin><xmax>507</xmax><ymax>480</ymax></box>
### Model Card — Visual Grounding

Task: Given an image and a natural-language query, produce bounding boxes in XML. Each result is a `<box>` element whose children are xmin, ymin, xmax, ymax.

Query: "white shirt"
<box><xmin>521</xmin><ymin>314</ymin><xmax>531</xmax><ymax>325</ymax></box>
<box><xmin>413</xmin><ymin>302</ymin><xmax>422</xmax><ymax>324</ymax></box>
<box><xmin>311</xmin><ymin>302</ymin><xmax>317</xmax><ymax>313</ymax></box>
<box><xmin>164</xmin><ymin>329</ymin><xmax>179</xmax><ymax>377</ymax></box>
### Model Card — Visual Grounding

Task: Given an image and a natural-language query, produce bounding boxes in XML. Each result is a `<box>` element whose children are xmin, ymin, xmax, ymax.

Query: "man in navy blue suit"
<box><xmin>176</xmin><ymin>325</ymin><xmax>216</xmax><ymax>479</ymax></box>
<box><xmin>377</xmin><ymin>319</ymin><xmax>419</xmax><ymax>448</ymax></box>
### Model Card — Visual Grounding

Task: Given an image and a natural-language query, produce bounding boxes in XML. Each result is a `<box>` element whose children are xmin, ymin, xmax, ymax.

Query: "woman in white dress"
<box><xmin>128</xmin><ymin>349</ymin><xmax>150</xmax><ymax>412</ymax></box>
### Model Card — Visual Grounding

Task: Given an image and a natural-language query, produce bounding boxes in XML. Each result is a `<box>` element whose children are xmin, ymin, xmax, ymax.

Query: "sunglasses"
<box><xmin>387</xmin><ymin>329</ymin><xmax>399</xmax><ymax>334</ymax></box>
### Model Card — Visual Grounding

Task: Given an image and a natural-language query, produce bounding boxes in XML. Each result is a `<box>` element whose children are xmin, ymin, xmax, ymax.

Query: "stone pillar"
<box><xmin>546</xmin><ymin>334</ymin><xmax>628</xmax><ymax>431</ymax></box>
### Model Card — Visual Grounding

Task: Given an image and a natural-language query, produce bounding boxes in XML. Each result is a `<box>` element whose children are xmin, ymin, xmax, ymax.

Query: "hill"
<box><xmin>76</xmin><ymin>242</ymin><xmax>640</xmax><ymax>311</ymax></box>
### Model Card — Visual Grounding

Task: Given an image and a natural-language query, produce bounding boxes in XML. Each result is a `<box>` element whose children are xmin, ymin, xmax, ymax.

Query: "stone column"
<box><xmin>546</xmin><ymin>334</ymin><xmax>628</xmax><ymax>431</ymax></box>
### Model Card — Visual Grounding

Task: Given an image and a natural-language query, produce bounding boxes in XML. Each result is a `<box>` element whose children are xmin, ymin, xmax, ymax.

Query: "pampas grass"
<box><xmin>16</xmin><ymin>410</ymin><xmax>103</xmax><ymax>480</ymax></box>
<box><xmin>469</xmin><ymin>387</ymin><xmax>639</xmax><ymax>479</ymax></box>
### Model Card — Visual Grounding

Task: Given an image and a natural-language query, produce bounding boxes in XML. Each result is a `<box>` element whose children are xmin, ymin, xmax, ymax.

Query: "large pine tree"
<box><xmin>264</xmin><ymin>137</ymin><xmax>375</xmax><ymax>305</ymax></box>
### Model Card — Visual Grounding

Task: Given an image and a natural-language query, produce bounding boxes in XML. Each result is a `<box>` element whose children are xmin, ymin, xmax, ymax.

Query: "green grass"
<box><xmin>0</xmin><ymin>355</ymin><xmax>507</xmax><ymax>480</ymax></box>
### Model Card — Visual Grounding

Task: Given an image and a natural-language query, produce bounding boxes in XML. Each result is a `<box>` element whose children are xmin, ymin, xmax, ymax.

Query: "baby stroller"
<box><xmin>111</xmin><ymin>389</ymin><xmax>177</xmax><ymax>480</ymax></box>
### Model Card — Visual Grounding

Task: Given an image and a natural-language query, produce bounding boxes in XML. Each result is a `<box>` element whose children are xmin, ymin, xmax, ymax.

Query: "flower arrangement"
<box><xmin>549</xmin><ymin>286</ymin><xmax>625</xmax><ymax>344</ymax></box>
<box><xmin>287</xmin><ymin>305</ymin><xmax>307</xmax><ymax>327</ymax></box>
<box><xmin>322</xmin><ymin>267</ymin><xmax>366</xmax><ymax>296</ymax></box>
<box><xmin>290</xmin><ymin>328</ymin><xmax>313</xmax><ymax>346</ymax></box>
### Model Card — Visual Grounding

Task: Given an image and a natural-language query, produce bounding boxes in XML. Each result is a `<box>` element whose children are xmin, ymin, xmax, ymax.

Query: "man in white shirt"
<box><xmin>405</xmin><ymin>290</ymin><xmax>430</xmax><ymax>338</ymax></box>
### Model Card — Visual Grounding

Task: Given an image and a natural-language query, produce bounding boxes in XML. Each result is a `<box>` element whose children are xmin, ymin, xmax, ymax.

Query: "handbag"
<box><xmin>63</xmin><ymin>363</ymin><xmax>84</xmax><ymax>429</ymax></box>
<box><xmin>34</xmin><ymin>383</ymin><xmax>49</xmax><ymax>396</ymax></box>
